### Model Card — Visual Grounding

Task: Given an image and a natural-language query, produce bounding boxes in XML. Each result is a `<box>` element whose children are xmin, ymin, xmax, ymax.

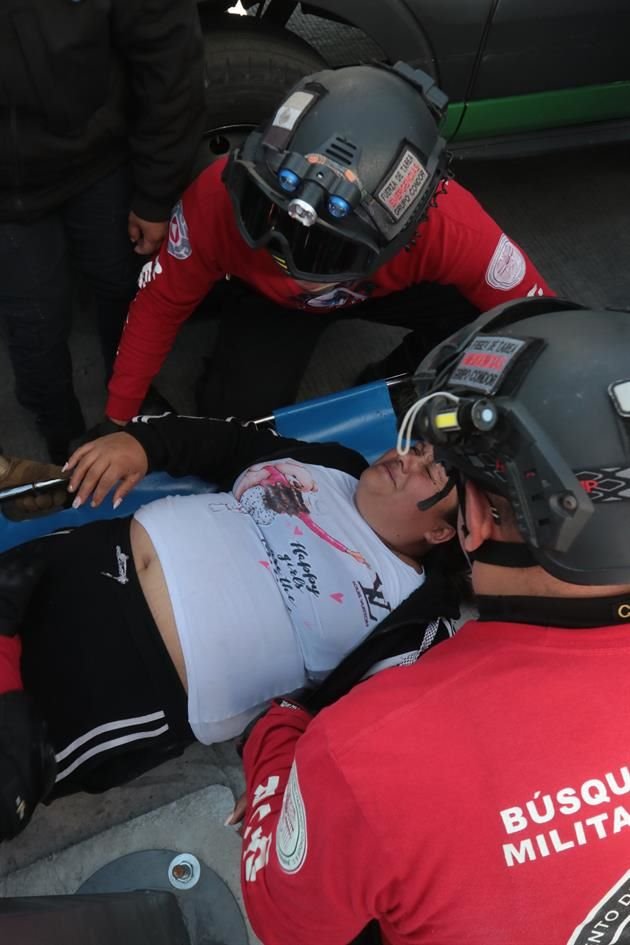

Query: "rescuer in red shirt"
<box><xmin>104</xmin><ymin>61</ymin><xmax>552</xmax><ymax>427</ymax></box>
<box><xmin>237</xmin><ymin>298</ymin><xmax>630</xmax><ymax>945</ymax></box>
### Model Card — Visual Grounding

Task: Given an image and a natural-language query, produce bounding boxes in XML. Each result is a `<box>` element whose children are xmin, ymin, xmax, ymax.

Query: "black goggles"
<box><xmin>225</xmin><ymin>157</ymin><xmax>382</xmax><ymax>282</ymax></box>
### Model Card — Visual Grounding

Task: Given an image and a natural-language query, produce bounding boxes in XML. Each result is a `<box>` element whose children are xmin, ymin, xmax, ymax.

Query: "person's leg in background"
<box><xmin>195</xmin><ymin>283</ymin><xmax>329</xmax><ymax>419</ymax></box>
<box><xmin>0</xmin><ymin>546</ymin><xmax>56</xmax><ymax>841</ymax></box>
<box><xmin>353</xmin><ymin>283</ymin><xmax>480</xmax><ymax>382</ymax></box>
<box><xmin>194</xmin><ymin>281</ymin><xmax>478</xmax><ymax>418</ymax></box>
<box><xmin>0</xmin><ymin>216</ymin><xmax>86</xmax><ymax>463</ymax></box>
<box><xmin>63</xmin><ymin>165</ymin><xmax>141</xmax><ymax>380</ymax></box>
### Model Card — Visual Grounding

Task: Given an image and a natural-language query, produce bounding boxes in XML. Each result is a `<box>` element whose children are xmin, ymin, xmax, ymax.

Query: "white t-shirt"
<box><xmin>135</xmin><ymin>460</ymin><xmax>422</xmax><ymax>743</ymax></box>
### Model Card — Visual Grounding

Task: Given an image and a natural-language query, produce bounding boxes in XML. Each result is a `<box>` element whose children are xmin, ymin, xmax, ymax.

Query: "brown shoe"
<box><xmin>0</xmin><ymin>456</ymin><xmax>69</xmax><ymax>522</ymax></box>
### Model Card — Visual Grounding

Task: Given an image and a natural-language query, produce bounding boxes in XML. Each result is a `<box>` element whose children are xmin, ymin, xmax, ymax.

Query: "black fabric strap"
<box><xmin>416</xmin><ymin>472</ymin><xmax>457</xmax><ymax>512</ymax></box>
<box><xmin>477</xmin><ymin>592</ymin><xmax>630</xmax><ymax>628</ymax></box>
<box><xmin>303</xmin><ymin>567</ymin><xmax>459</xmax><ymax>714</ymax></box>
<box><xmin>470</xmin><ymin>540</ymin><xmax>537</xmax><ymax>569</ymax></box>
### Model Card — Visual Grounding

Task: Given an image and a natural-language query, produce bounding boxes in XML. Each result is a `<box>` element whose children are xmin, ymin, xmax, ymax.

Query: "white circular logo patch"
<box><xmin>485</xmin><ymin>234</ymin><xmax>526</xmax><ymax>290</ymax></box>
<box><xmin>276</xmin><ymin>761</ymin><xmax>308</xmax><ymax>874</ymax></box>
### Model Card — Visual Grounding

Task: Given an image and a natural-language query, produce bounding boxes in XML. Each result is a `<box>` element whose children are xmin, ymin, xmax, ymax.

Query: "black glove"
<box><xmin>0</xmin><ymin>690</ymin><xmax>57</xmax><ymax>841</ymax></box>
<box><xmin>0</xmin><ymin>545</ymin><xmax>47</xmax><ymax>637</ymax></box>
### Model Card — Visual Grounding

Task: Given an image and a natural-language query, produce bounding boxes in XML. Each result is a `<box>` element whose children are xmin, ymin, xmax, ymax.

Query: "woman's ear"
<box><xmin>424</xmin><ymin>521</ymin><xmax>456</xmax><ymax>547</ymax></box>
<box><xmin>462</xmin><ymin>481</ymin><xmax>496</xmax><ymax>553</ymax></box>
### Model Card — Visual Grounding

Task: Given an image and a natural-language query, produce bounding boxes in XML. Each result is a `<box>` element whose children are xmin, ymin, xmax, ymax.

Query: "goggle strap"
<box><xmin>416</xmin><ymin>471</ymin><xmax>457</xmax><ymax>512</ymax></box>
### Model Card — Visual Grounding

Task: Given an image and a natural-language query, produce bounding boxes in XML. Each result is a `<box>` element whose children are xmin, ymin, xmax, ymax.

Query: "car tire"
<box><xmin>196</xmin><ymin>14</ymin><xmax>327</xmax><ymax>171</ymax></box>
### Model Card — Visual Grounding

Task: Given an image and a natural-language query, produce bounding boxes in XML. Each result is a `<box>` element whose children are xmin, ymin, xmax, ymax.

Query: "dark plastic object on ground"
<box><xmin>0</xmin><ymin>891</ymin><xmax>192</xmax><ymax>945</ymax></box>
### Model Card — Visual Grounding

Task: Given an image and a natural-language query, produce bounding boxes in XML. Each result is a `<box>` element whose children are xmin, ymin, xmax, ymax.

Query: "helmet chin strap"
<box><xmin>469</xmin><ymin>540</ymin><xmax>537</xmax><ymax>569</ymax></box>
<box><xmin>416</xmin><ymin>472</ymin><xmax>457</xmax><ymax>512</ymax></box>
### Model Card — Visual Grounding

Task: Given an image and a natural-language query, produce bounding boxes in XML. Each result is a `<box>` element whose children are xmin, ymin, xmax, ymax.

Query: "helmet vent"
<box><xmin>324</xmin><ymin>137</ymin><xmax>358</xmax><ymax>166</ymax></box>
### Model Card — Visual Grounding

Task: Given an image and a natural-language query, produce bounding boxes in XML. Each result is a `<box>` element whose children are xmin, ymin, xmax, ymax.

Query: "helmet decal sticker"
<box><xmin>577</xmin><ymin>468</ymin><xmax>630</xmax><ymax>502</ymax></box>
<box><xmin>167</xmin><ymin>200</ymin><xmax>192</xmax><ymax>260</ymax></box>
<box><xmin>447</xmin><ymin>335</ymin><xmax>529</xmax><ymax>395</ymax></box>
<box><xmin>276</xmin><ymin>761</ymin><xmax>308</xmax><ymax>874</ymax></box>
<box><xmin>485</xmin><ymin>234</ymin><xmax>526</xmax><ymax>290</ymax></box>
<box><xmin>377</xmin><ymin>148</ymin><xmax>428</xmax><ymax>221</ymax></box>
<box><xmin>273</xmin><ymin>91</ymin><xmax>316</xmax><ymax>132</ymax></box>
<box><xmin>609</xmin><ymin>379</ymin><xmax>630</xmax><ymax>417</ymax></box>
<box><xmin>265</xmin><ymin>91</ymin><xmax>317</xmax><ymax>150</ymax></box>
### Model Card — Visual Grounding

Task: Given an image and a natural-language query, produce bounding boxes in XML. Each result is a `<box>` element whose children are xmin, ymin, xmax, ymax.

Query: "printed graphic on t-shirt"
<box><xmin>567</xmin><ymin>869</ymin><xmax>630</xmax><ymax>944</ymax></box>
<box><xmin>353</xmin><ymin>572</ymin><xmax>393</xmax><ymax>623</ymax></box>
<box><xmin>231</xmin><ymin>461</ymin><xmax>368</xmax><ymax>567</ymax></box>
<box><xmin>295</xmin><ymin>281</ymin><xmax>374</xmax><ymax>310</ymax></box>
<box><xmin>138</xmin><ymin>460</ymin><xmax>420</xmax><ymax>683</ymax></box>
<box><xmin>206</xmin><ymin>460</ymin><xmax>418</xmax><ymax>672</ymax></box>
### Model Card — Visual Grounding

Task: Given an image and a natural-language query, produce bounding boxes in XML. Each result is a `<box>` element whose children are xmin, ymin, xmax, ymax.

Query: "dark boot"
<box><xmin>0</xmin><ymin>691</ymin><xmax>57</xmax><ymax>840</ymax></box>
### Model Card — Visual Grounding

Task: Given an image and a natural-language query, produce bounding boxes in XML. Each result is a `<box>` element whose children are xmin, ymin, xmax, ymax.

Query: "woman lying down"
<box><xmin>0</xmin><ymin>413</ymin><xmax>461</xmax><ymax>841</ymax></box>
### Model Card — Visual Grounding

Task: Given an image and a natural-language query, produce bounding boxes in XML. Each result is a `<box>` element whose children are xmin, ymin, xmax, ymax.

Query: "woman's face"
<box><xmin>355</xmin><ymin>443</ymin><xmax>456</xmax><ymax>556</ymax></box>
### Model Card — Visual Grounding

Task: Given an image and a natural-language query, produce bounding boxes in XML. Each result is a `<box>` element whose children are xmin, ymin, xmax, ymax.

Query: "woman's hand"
<box><xmin>64</xmin><ymin>432</ymin><xmax>149</xmax><ymax>510</ymax></box>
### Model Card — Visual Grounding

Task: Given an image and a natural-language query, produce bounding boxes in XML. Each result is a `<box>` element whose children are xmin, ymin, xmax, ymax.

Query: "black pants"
<box><xmin>18</xmin><ymin>519</ymin><xmax>192</xmax><ymax>798</ymax></box>
<box><xmin>195</xmin><ymin>279</ymin><xmax>479</xmax><ymax>419</ymax></box>
<box><xmin>0</xmin><ymin>166</ymin><xmax>141</xmax><ymax>445</ymax></box>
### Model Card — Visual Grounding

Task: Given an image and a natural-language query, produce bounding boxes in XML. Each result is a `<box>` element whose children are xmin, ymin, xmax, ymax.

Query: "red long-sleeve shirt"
<box><xmin>106</xmin><ymin>159</ymin><xmax>553</xmax><ymax>421</ymax></box>
<box><xmin>241</xmin><ymin>618</ymin><xmax>630</xmax><ymax>945</ymax></box>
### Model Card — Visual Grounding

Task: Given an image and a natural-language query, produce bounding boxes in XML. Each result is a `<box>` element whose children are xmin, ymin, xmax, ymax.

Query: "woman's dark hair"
<box><xmin>422</xmin><ymin>537</ymin><xmax>473</xmax><ymax>604</ymax></box>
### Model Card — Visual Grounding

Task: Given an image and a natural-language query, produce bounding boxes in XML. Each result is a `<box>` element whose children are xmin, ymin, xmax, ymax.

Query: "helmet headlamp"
<box><xmin>327</xmin><ymin>195</ymin><xmax>352</xmax><ymax>219</ymax></box>
<box><xmin>277</xmin><ymin>167</ymin><xmax>300</xmax><ymax>193</ymax></box>
<box><xmin>287</xmin><ymin>197</ymin><xmax>319</xmax><ymax>228</ymax></box>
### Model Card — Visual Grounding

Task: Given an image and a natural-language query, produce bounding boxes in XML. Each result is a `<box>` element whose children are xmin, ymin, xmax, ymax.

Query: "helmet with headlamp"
<box><xmin>223</xmin><ymin>61</ymin><xmax>450</xmax><ymax>282</ymax></box>
<box><xmin>398</xmin><ymin>298</ymin><xmax>630</xmax><ymax>585</ymax></box>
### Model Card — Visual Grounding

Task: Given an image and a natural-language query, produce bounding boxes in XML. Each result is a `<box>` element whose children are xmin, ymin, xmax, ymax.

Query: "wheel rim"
<box><xmin>202</xmin><ymin>122</ymin><xmax>255</xmax><ymax>162</ymax></box>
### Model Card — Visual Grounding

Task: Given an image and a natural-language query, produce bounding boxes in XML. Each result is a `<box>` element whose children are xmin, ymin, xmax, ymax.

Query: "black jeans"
<box><xmin>195</xmin><ymin>279</ymin><xmax>479</xmax><ymax>420</ymax></box>
<box><xmin>0</xmin><ymin>166</ymin><xmax>140</xmax><ymax>445</ymax></box>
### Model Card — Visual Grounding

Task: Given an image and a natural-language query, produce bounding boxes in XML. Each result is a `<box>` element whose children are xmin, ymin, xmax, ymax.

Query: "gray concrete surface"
<box><xmin>1</xmin><ymin>785</ymin><xmax>260</xmax><ymax>944</ymax></box>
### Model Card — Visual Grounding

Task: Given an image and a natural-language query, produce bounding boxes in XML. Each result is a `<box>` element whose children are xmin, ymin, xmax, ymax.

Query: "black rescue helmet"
<box><xmin>401</xmin><ymin>298</ymin><xmax>630</xmax><ymax>586</ymax></box>
<box><xmin>223</xmin><ymin>61</ymin><xmax>449</xmax><ymax>282</ymax></box>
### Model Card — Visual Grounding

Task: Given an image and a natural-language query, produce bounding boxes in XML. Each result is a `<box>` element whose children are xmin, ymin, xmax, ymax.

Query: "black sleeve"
<box><xmin>111</xmin><ymin>0</ymin><xmax>206</xmax><ymax>221</ymax></box>
<box><xmin>127</xmin><ymin>414</ymin><xmax>367</xmax><ymax>487</ymax></box>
